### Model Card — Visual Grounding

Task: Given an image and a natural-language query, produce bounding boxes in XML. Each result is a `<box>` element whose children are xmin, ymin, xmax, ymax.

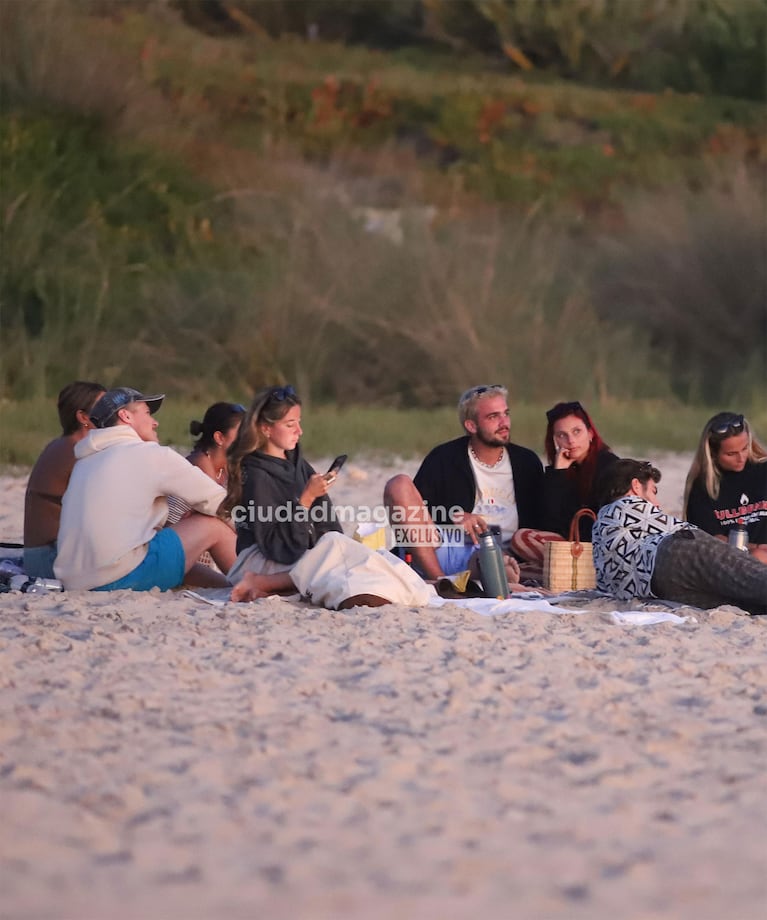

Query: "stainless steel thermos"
<box><xmin>477</xmin><ymin>530</ymin><xmax>510</xmax><ymax>599</ymax></box>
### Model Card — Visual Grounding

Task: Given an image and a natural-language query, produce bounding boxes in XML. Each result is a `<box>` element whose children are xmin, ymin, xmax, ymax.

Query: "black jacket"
<box><xmin>413</xmin><ymin>436</ymin><xmax>545</xmax><ymax>530</ymax></box>
<box><xmin>235</xmin><ymin>446</ymin><xmax>342</xmax><ymax>565</ymax></box>
<box><xmin>542</xmin><ymin>448</ymin><xmax>619</xmax><ymax>539</ymax></box>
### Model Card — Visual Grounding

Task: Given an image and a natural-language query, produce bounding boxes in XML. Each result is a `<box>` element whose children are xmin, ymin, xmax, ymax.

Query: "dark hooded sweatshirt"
<box><xmin>235</xmin><ymin>446</ymin><xmax>342</xmax><ymax>565</ymax></box>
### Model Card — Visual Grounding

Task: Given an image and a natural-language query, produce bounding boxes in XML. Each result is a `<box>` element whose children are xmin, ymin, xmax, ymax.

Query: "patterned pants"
<box><xmin>652</xmin><ymin>529</ymin><xmax>767</xmax><ymax>614</ymax></box>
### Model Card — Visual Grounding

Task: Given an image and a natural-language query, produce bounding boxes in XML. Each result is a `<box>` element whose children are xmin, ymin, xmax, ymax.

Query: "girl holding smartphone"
<box><xmin>222</xmin><ymin>385</ymin><xmax>343</xmax><ymax>586</ymax></box>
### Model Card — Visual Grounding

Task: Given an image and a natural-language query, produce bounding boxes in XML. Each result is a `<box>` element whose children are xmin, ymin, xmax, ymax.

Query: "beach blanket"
<box><xmin>428</xmin><ymin>594</ymin><xmax>694</xmax><ymax>624</ymax></box>
<box><xmin>183</xmin><ymin>587</ymin><xmax>696</xmax><ymax>625</ymax></box>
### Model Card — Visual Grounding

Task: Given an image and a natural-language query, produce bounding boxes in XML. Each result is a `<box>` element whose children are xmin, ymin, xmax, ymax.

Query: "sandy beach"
<box><xmin>1</xmin><ymin>453</ymin><xmax>766</xmax><ymax>920</ymax></box>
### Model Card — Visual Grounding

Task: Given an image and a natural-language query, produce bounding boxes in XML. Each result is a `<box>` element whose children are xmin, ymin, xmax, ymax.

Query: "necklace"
<box><xmin>470</xmin><ymin>446</ymin><xmax>505</xmax><ymax>469</ymax></box>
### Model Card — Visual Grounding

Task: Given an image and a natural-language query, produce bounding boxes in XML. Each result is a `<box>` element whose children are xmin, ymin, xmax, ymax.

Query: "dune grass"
<box><xmin>4</xmin><ymin>398</ymin><xmax>765</xmax><ymax>472</ymax></box>
<box><xmin>1</xmin><ymin>3</ymin><xmax>763</xmax><ymax>412</ymax></box>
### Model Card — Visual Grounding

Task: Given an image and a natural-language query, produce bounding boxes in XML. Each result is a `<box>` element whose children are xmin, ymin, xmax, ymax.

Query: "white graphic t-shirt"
<box><xmin>468</xmin><ymin>449</ymin><xmax>519</xmax><ymax>543</ymax></box>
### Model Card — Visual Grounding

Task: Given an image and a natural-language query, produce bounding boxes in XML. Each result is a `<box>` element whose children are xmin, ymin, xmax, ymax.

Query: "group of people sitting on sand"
<box><xmin>21</xmin><ymin>381</ymin><xmax>767</xmax><ymax>614</ymax></box>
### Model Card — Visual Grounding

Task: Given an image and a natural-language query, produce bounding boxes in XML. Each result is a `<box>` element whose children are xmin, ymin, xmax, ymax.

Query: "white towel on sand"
<box><xmin>185</xmin><ymin>588</ymin><xmax>694</xmax><ymax>624</ymax></box>
<box><xmin>429</xmin><ymin>594</ymin><xmax>694</xmax><ymax>624</ymax></box>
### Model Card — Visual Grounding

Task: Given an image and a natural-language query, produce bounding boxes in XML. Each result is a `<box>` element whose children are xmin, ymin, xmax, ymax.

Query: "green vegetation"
<box><xmin>0</xmin><ymin>0</ymin><xmax>764</xmax><ymax>418</ymax></box>
<box><xmin>172</xmin><ymin>0</ymin><xmax>766</xmax><ymax>102</ymax></box>
<box><xmin>3</xmin><ymin>397</ymin><xmax>766</xmax><ymax>471</ymax></box>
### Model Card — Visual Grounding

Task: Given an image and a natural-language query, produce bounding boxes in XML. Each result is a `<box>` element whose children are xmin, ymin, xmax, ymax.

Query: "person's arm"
<box><xmin>527</xmin><ymin>450</ymin><xmax>546</xmax><ymax>529</ymax></box>
<box><xmin>413</xmin><ymin>447</ymin><xmax>452</xmax><ymax>519</ymax></box>
<box><xmin>24</xmin><ymin>438</ymin><xmax>75</xmax><ymax>547</ymax></box>
<box><xmin>157</xmin><ymin>448</ymin><xmax>226</xmax><ymax>515</ymax></box>
<box><xmin>747</xmin><ymin>462</ymin><xmax>767</xmax><ymax>546</ymax></box>
<box><xmin>646</xmin><ymin>501</ymin><xmax>689</xmax><ymax>531</ymax></box>
<box><xmin>295</xmin><ymin>458</ymin><xmax>343</xmax><ymax>540</ymax></box>
<box><xmin>591</xmin><ymin>502</ymin><xmax>633</xmax><ymax>597</ymax></box>
<box><xmin>541</xmin><ymin>466</ymin><xmax>575</xmax><ymax>536</ymax></box>
<box><xmin>415</xmin><ymin>439</ymin><xmax>477</xmax><ymax>520</ymax></box>
<box><xmin>241</xmin><ymin>466</ymin><xmax>318</xmax><ymax>566</ymax></box>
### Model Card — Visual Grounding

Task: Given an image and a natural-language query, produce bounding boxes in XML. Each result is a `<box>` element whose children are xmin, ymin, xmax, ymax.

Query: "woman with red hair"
<box><xmin>511</xmin><ymin>401</ymin><xmax>618</xmax><ymax>567</ymax></box>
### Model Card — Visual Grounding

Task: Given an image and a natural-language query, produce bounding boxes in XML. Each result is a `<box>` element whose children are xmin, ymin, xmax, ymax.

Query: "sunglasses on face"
<box><xmin>546</xmin><ymin>400</ymin><xmax>584</xmax><ymax>423</ymax></box>
<box><xmin>710</xmin><ymin>414</ymin><xmax>745</xmax><ymax>438</ymax></box>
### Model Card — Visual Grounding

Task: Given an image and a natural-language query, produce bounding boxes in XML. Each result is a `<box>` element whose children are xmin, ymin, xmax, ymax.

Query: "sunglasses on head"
<box><xmin>462</xmin><ymin>384</ymin><xmax>503</xmax><ymax>401</ymax></box>
<box><xmin>546</xmin><ymin>400</ymin><xmax>584</xmax><ymax>423</ymax></box>
<box><xmin>230</xmin><ymin>403</ymin><xmax>246</xmax><ymax>413</ymax></box>
<box><xmin>268</xmin><ymin>385</ymin><xmax>297</xmax><ymax>402</ymax></box>
<box><xmin>710</xmin><ymin>414</ymin><xmax>745</xmax><ymax>438</ymax></box>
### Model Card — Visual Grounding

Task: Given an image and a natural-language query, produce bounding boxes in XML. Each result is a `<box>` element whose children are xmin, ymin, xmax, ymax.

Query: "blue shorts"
<box><xmin>393</xmin><ymin>529</ymin><xmax>483</xmax><ymax>577</ymax></box>
<box><xmin>434</xmin><ymin>541</ymin><xmax>476</xmax><ymax>577</ymax></box>
<box><xmin>94</xmin><ymin>529</ymin><xmax>186</xmax><ymax>592</ymax></box>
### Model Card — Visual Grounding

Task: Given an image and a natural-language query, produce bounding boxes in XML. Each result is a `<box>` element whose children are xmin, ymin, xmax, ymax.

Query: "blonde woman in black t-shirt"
<box><xmin>684</xmin><ymin>412</ymin><xmax>767</xmax><ymax>564</ymax></box>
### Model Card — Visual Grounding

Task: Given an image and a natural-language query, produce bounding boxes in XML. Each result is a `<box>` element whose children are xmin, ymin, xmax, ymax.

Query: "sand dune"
<box><xmin>2</xmin><ymin>454</ymin><xmax>765</xmax><ymax>920</ymax></box>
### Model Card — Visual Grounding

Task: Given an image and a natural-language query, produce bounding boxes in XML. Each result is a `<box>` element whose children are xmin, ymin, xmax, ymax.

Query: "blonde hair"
<box><xmin>457</xmin><ymin>384</ymin><xmax>508</xmax><ymax>428</ymax></box>
<box><xmin>683</xmin><ymin>412</ymin><xmax>767</xmax><ymax>515</ymax></box>
<box><xmin>221</xmin><ymin>386</ymin><xmax>301</xmax><ymax>516</ymax></box>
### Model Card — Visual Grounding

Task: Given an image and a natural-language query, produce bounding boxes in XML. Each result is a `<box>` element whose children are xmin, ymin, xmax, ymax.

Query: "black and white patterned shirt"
<box><xmin>592</xmin><ymin>496</ymin><xmax>695</xmax><ymax>599</ymax></box>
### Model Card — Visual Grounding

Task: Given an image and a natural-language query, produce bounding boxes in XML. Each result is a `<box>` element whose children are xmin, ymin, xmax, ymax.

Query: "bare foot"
<box><xmin>509</xmin><ymin>582</ymin><xmax>554</xmax><ymax>596</ymax></box>
<box><xmin>230</xmin><ymin>572</ymin><xmax>269</xmax><ymax>602</ymax></box>
<box><xmin>230</xmin><ymin>570</ymin><xmax>295</xmax><ymax>602</ymax></box>
<box><xmin>503</xmin><ymin>554</ymin><xmax>521</xmax><ymax>585</ymax></box>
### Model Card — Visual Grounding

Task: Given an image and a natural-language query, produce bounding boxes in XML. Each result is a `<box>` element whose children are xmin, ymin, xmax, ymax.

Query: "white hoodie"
<box><xmin>54</xmin><ymin>426</ymin><xmax>225</xmax><ymax>590</ymax></box>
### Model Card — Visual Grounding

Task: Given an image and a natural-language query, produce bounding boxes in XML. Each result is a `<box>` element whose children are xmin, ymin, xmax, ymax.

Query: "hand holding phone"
<box><xmin>323</xmin><ymin>454</ymin><xmax>347</xmax><ymax>482</ymax></box>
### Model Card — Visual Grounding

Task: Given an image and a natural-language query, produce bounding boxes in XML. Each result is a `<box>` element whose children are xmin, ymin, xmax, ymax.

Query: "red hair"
<box><xmin>544</xmin><ymin>402</ymin><xmax>610</xmax><ymax>503</ymax></box>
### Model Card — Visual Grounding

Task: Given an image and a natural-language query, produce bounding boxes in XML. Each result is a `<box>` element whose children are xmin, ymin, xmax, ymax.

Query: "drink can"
<box><xmin>728</xmin><ymin>526</ymin><xmax>748</xmax><ymax>551</ymax></box>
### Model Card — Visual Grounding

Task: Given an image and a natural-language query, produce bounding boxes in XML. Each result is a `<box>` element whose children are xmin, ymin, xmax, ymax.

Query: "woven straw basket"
<box><xmin>543</xmin><ymin>508</ymin><xmax>598</xmax><ymax>592</ymax></box>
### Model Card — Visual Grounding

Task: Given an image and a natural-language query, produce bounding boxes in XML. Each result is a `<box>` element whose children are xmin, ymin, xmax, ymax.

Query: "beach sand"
<box><xmin>1</xmin><ymin>454</ymin><xmax>766</xmax><ymax>920</ymax></box>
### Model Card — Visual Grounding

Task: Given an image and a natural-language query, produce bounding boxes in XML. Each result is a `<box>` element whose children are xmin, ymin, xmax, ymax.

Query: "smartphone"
<box><xmin>324</xmin><ymin>454</ymin><xmax>347</xmax><ymax>480</ymax></box>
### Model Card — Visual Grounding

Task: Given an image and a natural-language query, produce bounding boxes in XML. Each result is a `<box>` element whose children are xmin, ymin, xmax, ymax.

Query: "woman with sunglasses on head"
<box><xmin>221</xmin><ymin>385</ymin><xmax>343</xmax><ymax>597</ymax></box>
<box><xmin>683</xmin><ymin>412</ymin><xmax>767</xmax><ymax>564</ymax></box>
<box><xmin>511</xmin><ymin>400</ymin><xmax>618</xmax><ymax>567</ymax></box>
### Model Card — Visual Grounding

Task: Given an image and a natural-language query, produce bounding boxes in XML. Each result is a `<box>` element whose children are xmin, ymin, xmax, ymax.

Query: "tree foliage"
<box><xmin>173</xmin><ymin>0</ymin><xmax>766</xmax><ymax>99</ymax></box>
<box><xmin>0</xmin><ymin>0</ymin><xmax>763</xmax><ymax>406</ymax></box>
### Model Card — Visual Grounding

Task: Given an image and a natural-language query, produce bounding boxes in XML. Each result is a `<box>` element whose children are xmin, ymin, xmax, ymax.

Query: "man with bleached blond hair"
<box><xmin>384</xmin><ymin>384</ymin><xmax>544</xmax><ymax>582</ymax></box>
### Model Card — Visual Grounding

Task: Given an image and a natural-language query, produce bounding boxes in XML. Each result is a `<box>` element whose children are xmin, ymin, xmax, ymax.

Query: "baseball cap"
<box><xmin>89</xmin><ymin>387</ymin><xmax>165</xmax><ymax>428</ymax></box>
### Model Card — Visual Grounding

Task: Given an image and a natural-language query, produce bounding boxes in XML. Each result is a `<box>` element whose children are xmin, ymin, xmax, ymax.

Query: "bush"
<box><xmin>0</xmin><ymin>109</ymin><xmax>244</xmax><ymax>397</ymax></box>
<box><xmin>590</xmin><ymin>164</ymin><xmax>766</xmax><ymax>405</ymax></box>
